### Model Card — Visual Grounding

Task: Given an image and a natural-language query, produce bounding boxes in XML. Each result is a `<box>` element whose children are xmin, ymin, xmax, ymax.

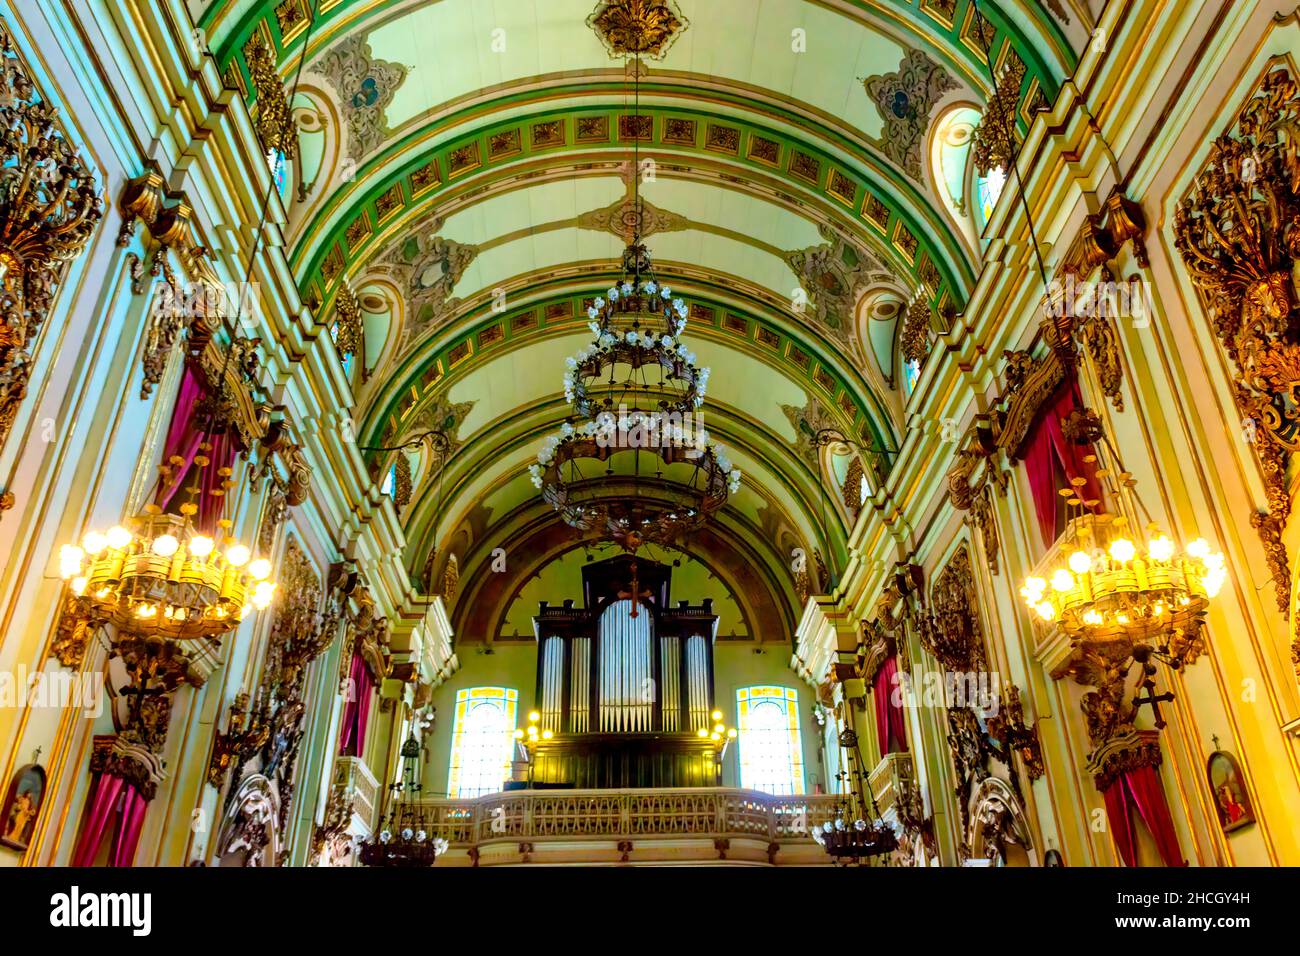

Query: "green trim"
<box><xmin>360</xmin><ymin>283</ymin><xmax>895</xmax><ymax>470</ymax></box>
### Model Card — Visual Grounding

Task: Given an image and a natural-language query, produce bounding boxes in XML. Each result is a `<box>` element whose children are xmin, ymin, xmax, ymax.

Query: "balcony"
<box><xmin>419</xmin><ymin>788</ymin><xmax>842</xmax><ymax>866</ymax></box>
<box><xmin>332</xmin><ymin>755</ymin><xmax>380</xmax><ymax>834</ymax></box>
<box><xmin>868</xmin><ymin>751</ymin><xmax>915</xmax><ymax>822</ymax></box>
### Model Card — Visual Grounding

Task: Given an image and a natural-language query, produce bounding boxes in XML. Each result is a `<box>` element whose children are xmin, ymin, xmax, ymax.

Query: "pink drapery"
<box><xmin>872</xmin><ymin>656</ymin><xmax>908</xmax><ymax>755</ymax></box>
<box><xmin>1022</xmin><ymin>380</ymin><xmax>1105</xmax><ymax>546</ymax></box>
<box><xmin>158</xmin><ymin>366</ymin><xmax>239</xmax><ymax>533</ymax></box>
<box><xmin>1102</xmin><ymin>765</ymin><xmax>1186</xmax><ymax>867</ymax></box>
<box><xmin>70</xmin><ymin>773</ymin><xmax>149</xmax><ymax>867</ymax></box>
<box><xmin>339</xmin><ymin>653</ymin><xmax>373</xmax><ymax>757</ymax></box>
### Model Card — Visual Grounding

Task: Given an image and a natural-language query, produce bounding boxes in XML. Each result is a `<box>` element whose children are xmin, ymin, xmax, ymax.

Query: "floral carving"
<box><xmin>1173</xmin><ymin>66</ymin><xmax>1300</xmax><ymax>612</ymax></box>
<box><xmin>246</xmin><ymin>34</ymin><xmax>296</xmax><ymax>161</ymax></box>
<box><xmin>588</xmin><ymin>0</ymin><xmax>689</xmax><ymax>60</ymax></box>
<box><xmin>972</xmin><ymin>58</ymin><xmax>1026</xmax><ymax>176</ymax></box>
<box><xmin>313</xmin><ymin>34</ymin><xmax>407</xmax><ymax>161</ymax></box>
<box><xmin>0</xmin><ymin>24</ymin><xmax>103</xmax><ymax>473</ymax></box>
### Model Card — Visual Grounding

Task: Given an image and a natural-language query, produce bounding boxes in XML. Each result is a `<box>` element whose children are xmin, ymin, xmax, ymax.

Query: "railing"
<box><xmin>419</xmin><ymin>788</ymin><xmax>841</xmax><ymax>848</ymax></box>
<box><xmin>333</xmin><ymin>756</ymin><xmax>380</xmax><ymax>832</ymax></box>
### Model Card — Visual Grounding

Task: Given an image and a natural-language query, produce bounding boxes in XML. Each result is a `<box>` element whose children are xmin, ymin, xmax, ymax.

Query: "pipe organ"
<box><xmin>528</xmin><ymin>557</ymin><xmax>720</xmax><ymax>788</ymax></box>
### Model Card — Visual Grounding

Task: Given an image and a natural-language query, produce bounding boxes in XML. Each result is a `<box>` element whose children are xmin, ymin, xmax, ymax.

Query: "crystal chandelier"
<box><xmin>57</xmin><ymin>444</ymin><xmax>276</xmax><ymax>640</ymax></box>
<box><xmin>359</xmin><ymin>733</ymin><xmax>446</xmax><ymax>868</ymax></box>
<box><xmin>1018</xmin><ymin>412</ymin><xmax>1224</xmax><ymax>662</ymax></box>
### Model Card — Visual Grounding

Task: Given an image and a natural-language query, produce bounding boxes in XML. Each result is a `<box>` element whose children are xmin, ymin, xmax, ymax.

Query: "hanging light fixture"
<box><xmin>530</xmin><ymin>48</ymin><xmax>737</xmax><ymax>552</ymax></box>
<box><xmin>813</xmin><ymin>723</ymin><xmax>898</xmax><ymax>864</ymax></box>
<box><xmin>1019</xmin><ymin>412</ymin><xmax>1223</xmax><ymax>665</ymax></box>
<box><xmin>359</xmin><ymin>733</ymin><xmax>446</xmax><ymax>867</ymax></box>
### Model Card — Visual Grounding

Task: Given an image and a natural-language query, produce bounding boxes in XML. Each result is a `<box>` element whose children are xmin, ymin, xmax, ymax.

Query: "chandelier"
<box><xmin>1018</xmin><ymin>412</ymin><xmax>1223</xmax><ymax>664</ymax></box>
<box><xmin>359</xmin><ymin>733</ymin><xmax>446</xmax><ymax>867</ymax></box>
<box><xmin>530</xmin><ymin>243</ymin><xmax>739</xmax><ymax>552</ymax></box>
<box><xmin>813</xmin><ymin>727</ymin><xmax>898</xmax><ymax>864</ymax></box>
<box><xmin>57</xmin><ymin>444</ymin><xmax>276</xmax><ymax>641</ymax></box>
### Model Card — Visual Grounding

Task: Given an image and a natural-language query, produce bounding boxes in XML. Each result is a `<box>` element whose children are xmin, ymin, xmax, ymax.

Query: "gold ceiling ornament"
<box><xmin>1173</xmin><ymin>65</ymin><xmax>1300</xmax><ymax>615</ymax></box>
<box><xmin>588</xmin><ymin>0</ymin><xmax>689</xmax><ymax>60</ymax></box>
<box><xmin>971</xmin><ymin>57</ymin><xmax>1026</xmax><ymax>177</ymax></box>
<box><xmin>246</xmin><ymin>33</ymin><xmax>298</xmax><ymax>163</ymax></box>
<box><xmin>0</xmin><ymin>22</ymin><xmax>104</xmax><ymax>472</ymax></box>
<box><xmin>899</xmin><ymin>295</ymin><xmax>934</xmax><ymax>367</ymax></box>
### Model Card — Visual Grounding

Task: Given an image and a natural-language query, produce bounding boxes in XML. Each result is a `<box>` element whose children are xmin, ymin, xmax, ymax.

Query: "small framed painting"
<box><xmin>1206</xmin><ymin>750</ymin><xmax>1254</xmax><ymax>834</ymax></box>
<box><xmin>0</xmin><ymin>764</ymin><xmax>46</xmax><ymax>851</ymax></box>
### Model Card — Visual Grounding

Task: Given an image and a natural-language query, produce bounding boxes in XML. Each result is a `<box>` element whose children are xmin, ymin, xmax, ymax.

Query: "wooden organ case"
<box><xmin>528</xmin><ymin>556</ymin><xmax>721</xmax><ymax>788</ymax></box>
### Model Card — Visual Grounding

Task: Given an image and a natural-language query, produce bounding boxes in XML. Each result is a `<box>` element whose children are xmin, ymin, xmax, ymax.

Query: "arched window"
<box><xmin>447</xmin><ymin>687</ymin><xmax>518</xmax><ymax>798</ymax></box>
<box><xmin>736</xmin><ymin>686</ymin><xmax>804</xmax><ymax>795</ymax></box>
<box><xmin>976</xmin><ymin>166</ymin><xmax>1007</xmax><ymax>228</ymax></box>
<box><xmin>903</xmin><ymin>357</ymin><xmax>922</xmax><ymax>395</ymax></box>
<box><xmin>380</xmin><ymin>462</ymin><xmax>396</xmax><ymax>496</ymax></box>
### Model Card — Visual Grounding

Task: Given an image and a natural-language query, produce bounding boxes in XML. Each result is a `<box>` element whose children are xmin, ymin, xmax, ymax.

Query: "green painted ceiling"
<box><xmin>192</xmin><ymin>0</ymin><xmax>1078</xmax><ymax>643</ymax></box>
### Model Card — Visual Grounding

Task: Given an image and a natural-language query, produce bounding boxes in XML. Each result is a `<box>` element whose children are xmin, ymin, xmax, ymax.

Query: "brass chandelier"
<box><xmin>359</xmin><ymin>733</ymin><xmax>446</xmax><ymax>868</ymax></box>
<box><xmin>1019</xmin><ymin>414</ymin><xmax>1224</xmax><ymax>662</ymax></box>
<box><xmin>58</xmin><ymin>446</ymin><xmax>276</xmax><ymax>641</ymax></box>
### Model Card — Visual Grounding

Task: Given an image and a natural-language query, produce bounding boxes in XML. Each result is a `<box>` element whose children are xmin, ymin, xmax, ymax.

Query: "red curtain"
<box><xmin>1022</xmin><ymin>381</ymin><xmax>1105</xmax><ymax>546</ymax></box>
<box><xmin>70</xmin><ymin>773</ymin><xmax>149</xmax><ymax>867</ymax></box>
<box><xmin>339</xmin><ymin>653</ymin><xmax>373</xmax><ymax>757</ymax></box>
<box><xmin>872</xmin><ymin>656</ymin><xmax>907</xmax><ymax>755</ymax></box>
<box><xmin>158</xmin><ymin>366</ymin><xmax>238</xmax><ymax>533</ymax></box>
<box><xmin>1102</xmin><ymin>765</ymin><xmax>1185</xmax><ymax>867</ymax></box>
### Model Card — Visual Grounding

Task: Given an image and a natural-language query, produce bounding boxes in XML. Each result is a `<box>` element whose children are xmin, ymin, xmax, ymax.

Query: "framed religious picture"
<box><xmin>0</xmin><ymin>763</ymin><xmax>46</xmax><ymax>851</ymax></box>
<box><xmin>1042</xmin><ymin>849</ymin><xmax>1064</xmax><ymax>867</ymax></box>
<box><xmin>1206</xmin><ymin>750</ymin><xmax>1254</xmax><ymax>834</ymax></box>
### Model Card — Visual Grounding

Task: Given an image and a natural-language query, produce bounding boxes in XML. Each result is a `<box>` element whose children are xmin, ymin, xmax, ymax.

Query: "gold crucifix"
<box><xmin>617</xmin><ymin>561</ymin><xmax>654</xmax><ymax>618</ymax></box>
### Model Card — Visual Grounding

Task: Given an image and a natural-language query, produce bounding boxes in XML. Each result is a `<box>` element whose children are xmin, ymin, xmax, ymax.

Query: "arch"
<box><xmin>215</xmin><ymin>774</ymin><xmax>279</xmax><ymax>867</ymax></box>
<box><xmin>965</xmin><ymin>775</ymin><xmax>1035</xmax><ymax>865</ymax></box>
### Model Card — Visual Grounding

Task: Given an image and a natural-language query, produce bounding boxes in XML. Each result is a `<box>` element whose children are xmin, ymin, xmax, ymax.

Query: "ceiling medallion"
<box><xmin>588</xmin><ymin>0</ymin><xmax>689</xmax><ymax>60</ymax></box>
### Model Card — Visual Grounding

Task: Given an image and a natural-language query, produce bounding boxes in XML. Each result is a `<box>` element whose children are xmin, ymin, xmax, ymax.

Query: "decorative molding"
<box><xmin>864</xmin><ymin>49</ymin><xmax>958</xmax><ymax>178</ymax></box>
<box><xmin>0</xmin><ymin>22</ymin><xmax>104</xmax><ymax>482</ymax></box>
<box><xmin>246</xmin><ymin>33</ymin><xmax>297</xmax><ymax>161</ymax></box>
<box><xmin>313</xmin><ymin>34</ymin><xmax>407</xmax><ymax>162</ymax></box>
<box><xmin>587</xmin><ymin>0</ymin><xmax>689</xmax><ymax>60</ymax></box>
<box><xmin>331</xmin><ymin>282</ymin><xmax>363</xmax><ymax>361</ymax></box>
<box><xmin>924</xmin><ymin>545</ymin><xmax>985</xmax><ymax>673</ymax></box>
<box><xmin>972</xmin><ymin>57</ymin><xmax>1025</xmax><ymax>176</ymax></box>
<box><xmin>1174</xmin><ymin>67</ymin><xmax>1300</xmax><ymax>613</ymax></box>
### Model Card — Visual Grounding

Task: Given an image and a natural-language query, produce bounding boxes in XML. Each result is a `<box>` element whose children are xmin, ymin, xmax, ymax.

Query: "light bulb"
<box><xmin>542</xmin><ymin>729</ymin><xmax>554</xmax><ymax>740</ymax></box>
<box><xmin>248</xmin><ymin>558</ymin><xmax>272</xmax><ymax>580</ymax></box>
<box><xmin>1051</xmin><ymin>568</ymin><xmax>1074</xmax><ymax>592</ymax></box>
<box><xmin>82</xmin><ymin>531</ymin><xmax>108</xmax><ymax>555</ymax></box>
<box><xmin>697</xmin><ymin>728</ymin><xmax>708</xmax><ymax>738</ymax></box>
<box><xmin>727</xmin><ymin>728</ymin><xmax>737</xmax><ymax>738</ymax></box>
<box><xmin>529</xmin><ymin>710</ymin><xmax>540</xmax><ymax>723</ymax></box>
<box><xmin>1082</xmin><ymin>609</ymin><xmax>1103</xmax><ymax>626</ymax></box>
<box><xmin>1021</xmin><ymin>577</ymin><xmax>1046</xmax><ymax>599</ymax></box>
<box><xmin>152</xmin><ymin>534</ymin><xmax>179</xmax><ymax>557</ymax></box>
<box><xmin>58</xmin><ymin>545</ymin><xmax>84</xmax><ymax>578</ymax></box>
<box><xmin>1148</xmin><ymin>536</ymin><xmax>1175</xmax><ymax>562</ymax></box>
<box><xmin>1186</xmin><ymin>538</ymin><xmax>1211</xmax><ymax>560</ymax></box>
<box><xmin>70</xmin><ymin>576</ymin><xmax>87</xmax><ymax>595</ymax></box>
<box><xmin>106</xmin><ymin>526</ymin><xmax>132</xmax><ymax>550</ymax></box>
<box><xmin>1035</xmin><ymin>601</ymin><xmax>1055</xmax><ymax>621</ymax></box>
<box><xmin>714</xmin><ymin>723</ymin><xmax>725</xmax><ymax>734</ymax></box>
<box><xmin>1202</xmin><ymin>570</ymin><xmax>1225</xmax><ymax>598</ymax></box>
<box><xmin>711</xmin><ymin>710</ymin><xmax>723</xmax><ymax>722</ymax></box>
<box><xmin>188</xmin><ymin>535</ymin><xmax>215</xmax><ymax>558</ymax></box>
<box><xmin>1068</xmin><ymin>551</ymin><xmax>1092</xmax><ymax>574</ymax></box>
<box><xmin>513</xmin><ymin>729</ymin><xmax>524</xmax><ymax>739</ymax></box>
<box><xmin>1109</xmin><ymin>538</ymin><xmax>1136</xmax><ymax>563</ymax></box>
<box><xmin>252</xmin><ymin>581</ymin><xmax>276</xmax><ymax>609</ymax></box>
<box><xmin>1115</xmin><ymin>612</ymin><xmax>1130</xmax><ymax>625</ymax></box>
<box><xmin>225</xmin><ymin>544</ymin><xmax>251</xmax><ymax>567</ymax></box>
<box><xmin>710</xmin><ymin>732</ymin><xmax>721</xmax><ymax>741</ymax></box>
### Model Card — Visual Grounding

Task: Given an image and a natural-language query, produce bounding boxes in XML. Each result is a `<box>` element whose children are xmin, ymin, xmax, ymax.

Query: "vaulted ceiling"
<box><xmin>191</xmin><ymin>0</ymin><xmax>1081</xmax><ymax>642</ymax></box>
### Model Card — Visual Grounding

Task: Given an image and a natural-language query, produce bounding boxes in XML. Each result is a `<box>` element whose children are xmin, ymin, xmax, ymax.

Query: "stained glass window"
<box><xmin>859</xmin><ymin>471</ymin><xmax>871</xmax><ymax>506</ymax></box>
<box><xmin>903</xmin><ymin>357</ymin><xmax>921</xmax><ymax>395</ymax></box>
<box><xmin>736</xmin><ymin>686</ymin><xmax>804</xmax><ymax>795</ymax></box>
<box><xmin>380</xmin><ymin>463</ymin><xmax>396</xmax><ymax>497</ymax></box>
<box><xmin>977</xmin><ymin>165</ymin><xmax>1006</xmax><ymax>223</ymax></box>
<box><xmin>447</xmin><ymin>687</ymin><xmax>518</xmax><ymax>798</ymax></box>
